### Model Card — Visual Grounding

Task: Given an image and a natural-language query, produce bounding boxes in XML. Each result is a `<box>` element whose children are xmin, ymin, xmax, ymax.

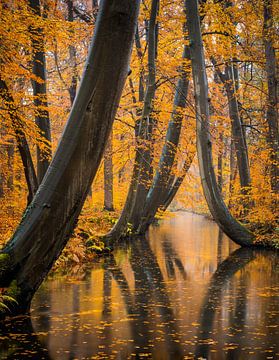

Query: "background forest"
<box><xmin>0</xmin><ymin>0</ymin><xmax>278</xmax><ymax>269</ymax></box>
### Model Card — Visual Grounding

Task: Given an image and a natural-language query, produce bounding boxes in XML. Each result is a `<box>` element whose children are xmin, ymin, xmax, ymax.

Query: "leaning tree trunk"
<box><xmin>0</xmin><ymin>0</ymin><xmax>140</xmax><ymax>318</ymax></box>
<box><xmin>105</xmin><ymin>0</ymin><xmax>159</xmax><ymax>242</ymax></box>
<box><xmin>263</xmin><ymin>0</ymin><xmax>279</xmax><ymax>195</ymax></box>
<box><xmin>128</xmin><ymin>0</ymin><xmax>160</xmax><ymax>231</ymax></box>
<box><xmin>29</xmin><ymin>0</ymin><xmax>52</xmax><ymax>184</ymax></box>
<box><xmin>185</xmin><ymin>0</ymin><xmax>254</xmax><ymax>246</ymax></box>
<box><xmin>138</xmin><ymin>45</ymin><xmax>191</xmax><ymax>233</ymax></box>
<box><xmin>161</xmin><ymin>153</ymin><xmax>195</xmax><ymax>211</ymax></box>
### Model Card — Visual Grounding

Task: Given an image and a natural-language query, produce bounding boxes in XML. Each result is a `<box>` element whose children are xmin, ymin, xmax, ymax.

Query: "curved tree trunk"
<box><xmin>161</xmin><ymin>153</ymin><xmax>195</xmax><ymax>211</ymax></box>
<box><xmin>0</xmin><ymin>0</ymin><xmax>140</xmax><ymax>318</ymax></box>
<box><xmin>105</xmin><ymin>0</ymin><xmax>159</xmax><ymax>242</ymax></box>
<box><xmin>128</xmin><ymin>0</ymin><xmax>159</xmax><ymax>230</ymax></box>
<box><xmin>185</xmin><ymin>0</ymin><xmax>254</xmax><ymax>246</ymax></box>
<box><xmin>138</xmin><ymin>45</ymin><xmax>190</xmax><ymax>233</ymax></box>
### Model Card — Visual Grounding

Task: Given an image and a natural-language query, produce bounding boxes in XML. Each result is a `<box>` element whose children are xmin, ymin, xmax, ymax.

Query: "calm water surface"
<box><xmin>1</xmin><ymin>213</ymin><xmax>278</xmax><ymax>359</ymax></box>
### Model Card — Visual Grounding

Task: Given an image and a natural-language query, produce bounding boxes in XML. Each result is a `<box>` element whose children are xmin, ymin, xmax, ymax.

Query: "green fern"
<box><xmin>0</xmin><ymin>295</ymin><xmax>18</xmax><ymax>313</ymax></box>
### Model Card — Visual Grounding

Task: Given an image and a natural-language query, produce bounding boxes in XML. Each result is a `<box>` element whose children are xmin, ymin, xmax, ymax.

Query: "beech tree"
<box><xmin>0</xmin><ymin>0</ymin><xmax>140</xmax><ymax>318</ymax></box>
<box><xmin>185</xmin><ymin>0</ymin><xmax>254</xmax><ymax>246</ymax></box>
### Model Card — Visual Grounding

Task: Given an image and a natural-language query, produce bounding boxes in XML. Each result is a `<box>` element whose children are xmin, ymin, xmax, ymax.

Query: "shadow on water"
<box><xmin>0</xmin><ymin>213</ymin><xmax>278</xmax><ymax>359</ymax></box>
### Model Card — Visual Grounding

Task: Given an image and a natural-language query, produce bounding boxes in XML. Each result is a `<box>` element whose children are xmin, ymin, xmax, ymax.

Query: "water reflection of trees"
<box><xmin>1</xmin><ymin>232</ymin><xmax>278</xmax><ymax>359</ymax></box>
<box><xmin>102</xmin><ymin>236</ymin><xmax>184</xmax><ymax>358</ymax></box>
<box><xmin>194</xmin><ymin>248</ymin><xmax>278</xmax><ymax>359</ymax></box>
<box><xmin>0</xmin><ymin>317</ymin><xmax>51</xmax><ymax>359</ymax></box>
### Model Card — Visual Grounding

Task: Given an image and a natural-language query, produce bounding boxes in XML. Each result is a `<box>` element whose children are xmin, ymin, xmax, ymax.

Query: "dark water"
<box><xmin>1</xmin><ymin>213</ymin><xmax>278</xmax><ymax>359</ymax></box>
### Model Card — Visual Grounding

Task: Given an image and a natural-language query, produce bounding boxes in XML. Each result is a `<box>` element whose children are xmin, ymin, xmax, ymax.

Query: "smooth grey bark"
<box><xmin>161</xmin><ymin>153</ymin><xmax>195</xmax><ymax>211</ymax></box>
<box><xmin>128</xmin><ymin>0</ymin><xmax>159</xmax><ymax>230</ymax></box>
<box><xmin>138</xmin><ymin>45</ymin><xmax>191</xmax><ymax>233</ymax></box>
<box><xmin>263</xmin><ymin>0</ymin><xmax>279</xmax><ymax>194</ymax></box>
<box><xmin>0</xmin><ymin>78</ymin><xmax>38</xmax><ymax>203</ymax></box>
<box><xmin>105</xmin><ymin>0</ymin><xmax>159</xmax><ymax>242</ymax></box>
<box><xmin>67</xmin><ymin>0</ymin><xmax>78</xmax><ymax>105</ymax></box>
<box><xmin>217</xmin><ymin>131</ymin><xmax>223</xmax><ymax>193</ymax></box>
<box><xmin>29</xmin><ymin>0</ymin><xmax>52</xmax><ymax>184</ymax></box>
<box><xmin>212</xmin><ymin>59</ymin><xmax>251</xmax><ymax>190</ymax></box>
<box><xmin>0</xmin><ymin>0</ymin><xmax>140</xmax><ymax>317</ymax></box>
<box><xmin>104</xmin><ymin>131</ymin><xmax>114</xmax><ymax>211</ymax></box>
<box><xmin>185</xmin><ymin>0</ymin><xmax>254</xmax><ymax>246</ymax></box>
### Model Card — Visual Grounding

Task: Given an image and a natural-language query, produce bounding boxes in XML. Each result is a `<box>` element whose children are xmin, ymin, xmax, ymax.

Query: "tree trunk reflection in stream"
<box><xmin>1</xmin><ymin>214</ymin><xmax>278</xmax><ymax>359</ymax></box>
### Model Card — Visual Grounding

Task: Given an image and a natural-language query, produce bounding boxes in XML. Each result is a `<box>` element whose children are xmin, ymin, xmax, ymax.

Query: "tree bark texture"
<box><xmin>0</xmin><ymin>0</ymin><xmax>140</xmax><ymax>317</ymax></box>
<box><xmin>212</xmin><ymin>59</ymin><xmax>251</xmax><ymax>190</ymax></box>
<box><xmin>263</xmin><ymin>0</ymin><xmax>279</xmax><ymax>194</ymax></box>
<box><xmin>185</xmin><ymin>0</ymin><xmax>254</xmax><ymax>246</ymax></box>
<box><xmin>104</xmin><ymin>131</ymin><xmax>114</xmax><ymax>211</ymax></box>
<box><xmin>138</xmin><ymin>45</ymin><xmax>191</xmax><ymax>233</ymax></box>
<box><xmin>105</xmin><ymin>0</ymin><xmax>159</xmax><ymax>241</ymax></box>
<box><xmin>29</xmin><ymin>0</ymin><xmax>52</xmax><ymax>184</ymax></box>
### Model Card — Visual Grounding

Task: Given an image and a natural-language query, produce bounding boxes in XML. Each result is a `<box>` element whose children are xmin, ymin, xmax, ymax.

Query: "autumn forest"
<box><xmin>0</xmin><ymin>0</ymin><xmax>278</xmax><ymax>357</ymax></box>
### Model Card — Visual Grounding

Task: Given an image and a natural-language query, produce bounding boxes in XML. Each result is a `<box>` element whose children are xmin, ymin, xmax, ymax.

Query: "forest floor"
<box><xmin>0</xmin><ymin>194</ymin><xmax>278</xmax><ymax>277</ymax></box>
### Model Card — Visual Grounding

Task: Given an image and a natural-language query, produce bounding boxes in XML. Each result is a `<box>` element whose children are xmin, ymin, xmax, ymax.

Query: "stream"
<box><xmin>1</xmin><ymin>212</ymin><xmax>278</xmax><ymax>359</ymax></box>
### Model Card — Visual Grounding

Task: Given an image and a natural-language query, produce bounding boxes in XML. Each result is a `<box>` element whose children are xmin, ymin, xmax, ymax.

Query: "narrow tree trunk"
<box><xmin>29</xmin><ymin>0</ymin><xmax>52</xmax><ymax>184</ymax></box>
<box><xmin>128</xmin><ymin>0</ymin><xmax>159</xmax><ymax>230</ymax></box>
<box><xmin>0</xmin><ymin>78</ymin><xmax>38</xmax><ymax>203</ymax></box>
<box><xmin>225</xmin><ymin>64</ymin><xmax>251</xmax><ymax>190</ymax></box>
<box><xmin>67</xmin><ymin>0</ymin><xmax>78</xmax><ymax>105</ymax></box>
<box><xmin>105</xmin><ymin>0</ymin><xmax>159</xmax><ymax>241</ymax></box>
<box><xmin>104</xmin><ymin>131</ymin><xmax>114</xmax><ymax>211</ymax></box>
<box><xmin>0</xmin><ymin>0</ymin><xmax>139</xmax><ymax>318</ymax></box>
<box><xmin>185</xmin><ymin>0</ymin><xmax>254</xmax><ymax>246</ymax></box>
<box><xmin>217</xmin><ymin>131</ymin><xmax>223</xmax><ymax>193</ymax></box>
<box><xmin>161</xmin><ymin>154</ymin><xmax>195</xmax><ymax>211</ymax></box>
<box><xmin>212</xmin><ymin>59</ymin><xmax>251</xmax><ymax>191</ymax></box>
<box><xmin>263</xmin><ymin>0</ymin><xmax>279</xmax><ymax>194</ymax></box>
<box><xmin>138</xmin><ymin>45</ymin><xmax>191</xmax><ymax>233</ymax></box>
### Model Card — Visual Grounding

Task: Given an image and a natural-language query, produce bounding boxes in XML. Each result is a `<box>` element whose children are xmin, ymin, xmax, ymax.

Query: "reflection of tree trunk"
<box><xmin>99</xmin><ymin>258</ymin><xmax>113</xmax><ymax>355</ymax></box>
<box><xmin>162</xmin><ymin>236</ymin><xmax>187</xmax><ymax>280</ymax></box>
<box><xmin>226</xmin><ymin>274</ymin><xmax>247</xmax><ymax>360</ymax></box>
<box><xmin>0</xmin><ymin>317</ymin><xmax>51</xmax><ymax>359</ymax></box>
<box><xmin>69</xmin><ymin>284</ymin><xmax>80</xmax><ymax>360</ymax></box>
<box><xmin>195</xmin><ymin>247</ymin><xmax>256</xmax><ymax>359</ymax></box>
<box><xmin>29</xmin><ymin>0</ymin><xmax>52</xmax><ymax>184</ymax></box>
<box><xmin>185</xmin><ymin>0</ymin><xmax>254</xmax><ymax>246</ymax></box>
<box><xmin>104</xmin><ymin>132</ymin><xmax>114</xmax><ymax>211</ymax></box>
<box><xmin>130</xmin><ymin>237</ymin><xmax>183</xmax><ymax>358</ymax></box>
<box><xmin>263</xmin><ymin>0</ymin><xmax>279</xmax><ymax>195</ymax></box>
<box><xmin>0</xmin><ymin>0</ymin><xmax>140</xmax><ymax>318</ymax></box>
<box><xmin>217</xmin><ymin>229</ymin><xmax>223</xmax><ymax>265</ymax></box>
